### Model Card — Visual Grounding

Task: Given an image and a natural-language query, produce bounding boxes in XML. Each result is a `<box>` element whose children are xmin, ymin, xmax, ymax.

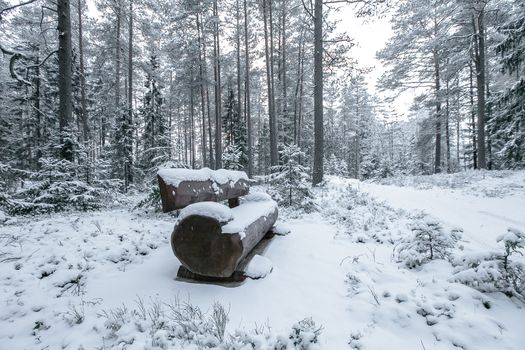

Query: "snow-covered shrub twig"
<box><xmin>453</xmin><ymin>228</ymin><xmax>525</xmax><ymax>300</ymax></box>
<box><xmin>98</xmin><ymin>298</ymin><xmax>322</xmax><ymax>349</ymax></box>
<box><xmin>395</xmin><ymin>215</ymin><xmax>461</xmax><ymax>268</ymax></box>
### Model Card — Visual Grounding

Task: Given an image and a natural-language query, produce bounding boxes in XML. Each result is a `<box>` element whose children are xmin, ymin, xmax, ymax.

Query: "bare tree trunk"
<box><xmin>263</xmin><ymin>0</ymin><xmax>277</xmax><ymax>166</ymax></box>
<box><xmin>243</xmin><ymin>0</ymin><xmax>252</xmax><ymax>176</ymax></box>
<box><xmin>433</xmin><ymin>50</ymin><xmax>442</xmax><ymax>174</ymax></box>
<box><xmin>281</xmin><ymin>0</ymin><xmax>287</xmax><ymax>144</ymax></box>
<box><xmin>190</xmin><ymin>84</ymin><xmax>196</xmax><ymax>169</ymax></box>
<box><xmin>445</xmin><ymin>75</ymin><xmax>451</xmax><ymax>173</ymax></box>
<box><xmin>236</xmin><ymin>0</ymin><xmax>242</xmax><ymax>128</ymax></box>
<box><xmin>213</xmin><ymin>0</ymin><xmax>222</xmax><ymax>169</ymax></box>
<box><xmin>125</xmin><ymin>0</ymin><xmax>134</xmax><ymax>190</ymax></box>
<box><xmin>312</xmin><ymin>0</ymin><xmax>324</xmax><ymax>185</ymax></box>
<box><xmin>198</xmin><ymin>14</ymin><xmax>214</xmax><ymax>167</ymax></box>
<box><xmin>58</xmin><ymin>0</ymin><xmax>73</xmax><ymax>161</ymax></box>
<box><xmin>473</xmin><ymin>9</ymin><xmax>486</xmax><ymax>169</ymax></box>
<box><xmin>469</xmin><ymin>60</ymin><xmax>477</xmax><ymax>169</ymax></box>
<box><xmin>77</xmin><ymin>0</ymin><xmax>88</xmax><ymax>143</ymax></box>
<box><xmin>196</xmin><ymin>14</ymin><xmax>207</xmax><ymax>167</ymax></box>
<box><xmin>293</xmin><ymin>25</ymin><xmax>304</xmax><ymax>146</ymax></box>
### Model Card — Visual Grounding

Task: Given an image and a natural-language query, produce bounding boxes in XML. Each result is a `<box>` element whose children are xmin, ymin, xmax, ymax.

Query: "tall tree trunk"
<box><xmin>473</xmin><ymin>9</ymin><xmax>486</xmax><ymax>169</ymax></box>
<box><xmin>469</xmin><ymin>60</ymin><xmax>477</xmax><ymax>169</ymax></box>
<box><xmin>445</xmin><ymin>76</ymin><xmax>451</xmax><ymax>173</ymax></box>
<box><xmin>198</xmin><ymin>13</ymin><xmax>214</xmax><ymax>167</ymax></box>
<box><xmin>57</xmin><ymin>0</ymin><xmax>73</xmax><ymax>161</ymax></box>
<box><xmin>281</xmin><ymin>0</ymin><xmax>287</xmax><ymax>144</ymax></box>
<box><xmin>293</xmin><ymin>25</ymin><xmax>304</xmax><ymax>146</ymax></box>
<box><xmin>236</xmin><ymin>0</ymin><xmax>242</xmax><ymax>130</ymax></box>
<box><xmin>243</xmin><ymin>0</ymin><xmax>252</xmax><ymax>177</ymax></box>
<box><xmin>125</xmin><ymin>0</ymin><xmax>134</xmax><ymax>190</ymax></box>
<box><xmin>263</xmin><ymin>0</ymin><xmax>277</xmax><ymax>166</ymax></box>
<box><xmin>312</xmin><ymin>0</ymin><xmax>324</xmax><ymax>185</ymax></box>
<box><xmin>196</xmin><ymin>14</ymin><xmax>207</xmax><ymax>167</ymax></box>
<box><xmin>433</xmin><ymin>50</ymin><xmax>442</xmax><ymax>174</ymax></box>
<box><xmin>77</xmin><ymin>0</ymin><xmax>88</xmax><ymax>143</ymax></box>
<box><xmin>190</xmin><ymin>84</ymin><xmax>196</xmax><ymax>169</ymax></box>
<box><xmin>213</xmin><ymin>0</ymin><xmax>222</xmax><ymax>169</ymax></box>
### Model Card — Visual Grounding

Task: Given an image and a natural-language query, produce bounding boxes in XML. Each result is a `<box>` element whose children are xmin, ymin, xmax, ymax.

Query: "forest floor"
<box><xmin>1</xmin><ymin>170</ymin><xmax>524</xmax><ymax>349</ymax></box>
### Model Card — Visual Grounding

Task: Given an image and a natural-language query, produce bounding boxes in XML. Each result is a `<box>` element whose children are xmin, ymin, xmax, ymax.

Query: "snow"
<box><xmin>1</xmin><ymin>172</ymin><xmax>525</xmax><ymax>349</ymax></box>
<box><xmin>272</xmin><ymin>222</ymin><xmax>291</xmax><ymax>236</ymax></box>
<box><xmin>178</xmin><ymin>201</ymin><xmax>234</xmax><ymax>224</ymax></box>
<box><xmin>244</xmin><ymin>255</ymin><xmax>273</xmax><ymax>279</ymax></box>
<box><xmin>223</xmin><ymin>200</ymin><xmax>277</xmax><ymax>234</ymax></box>
<box><xmin>177</xmin><ymin>196</ymin><xmax>277</xmax><ymax>236</ymax></box>
<box><xmin>157</xmin><ymin>167</ymin><xmax>249</xmax><ymax>187</ymax></box>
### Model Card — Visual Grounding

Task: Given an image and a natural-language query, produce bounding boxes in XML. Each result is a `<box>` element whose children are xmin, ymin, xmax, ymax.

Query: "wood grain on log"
<box><xmin>157</xmin><ymin>175</ymin><xmax>249</xmax><ymax>212</ymax></box>
<box><xmin>171</xmin><ymin>205</ymin><xmax>278</xmax><ymax>278</ymax></box>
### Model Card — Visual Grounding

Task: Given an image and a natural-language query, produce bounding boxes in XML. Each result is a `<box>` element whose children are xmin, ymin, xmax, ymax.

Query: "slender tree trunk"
<box><xmin>473</xmin><ymin>10</ymin><xmax>486</xmax><ymax>169</ymax></box>
<box><xmin>57</xmin><ymin>0</ymin><xmax>73</xmax><ymax>161</ymax></box>
<box><xmin>312</xmin><ymin>0</ymin><xmax>324</xmax><ymax>185</ymax></box>
<box><xmin>244</xmin><ymin>0</ymin><xmax>252</xmax><ymax>176</ymax></box>
<box><xmin>281</xmin><ymin>0</ymin><xmax>287</xmax><ymax>144</ymax></box>
<box><xmin>236</xmin><ymin>0</ymin><xmax>242</xmax><ymax>129</ymax></box>
<box><xmin>213</xmin><ymin>0</ymin><xmax>222</xmax><ymax>169</ymax></box>
<box><xmin>433</xmin><ymin>50</ymin><xmax>442</xmax><ymax>174</ymax></box>
<box><xmin>77</xmin><ymin>0</ymin><xmax>88</xmax><ymax>142</ymax></box>
<box><xmin>196</xmin><ymin>14</ymin><xmax>207</xmax><ymax>167</ymax></box>
<box><xmin>263</xmin><ymin>0</ymin><xmax>278</xmax><ymax>166</ymax></box>
<box><xmin>190</xmin><ymin>84</ymin><xmax>196</xmax><ymax>169</ymax></box>
<box><xmin>469</xmin><ymin>60</ymin><xmax>477</xmax><ymax>169</ymax></box>
<box><xmin>445</xmin><ymin>76</ymin><xmax>451</xmax><ymax>173</ymax></box>
<box><xmin>198</xmin><ymin>14</ymin><xmax>214</xmax><ymax>167</ymax></box>
<box><xmin>125</xmin><ymin>0</ymin><xmax>134</xmax><ymax>190</ymax></box>
<box><xmin>293</xmin><ymin>26</ymin><xmax>304</xmax><ymax>146</ymax></box>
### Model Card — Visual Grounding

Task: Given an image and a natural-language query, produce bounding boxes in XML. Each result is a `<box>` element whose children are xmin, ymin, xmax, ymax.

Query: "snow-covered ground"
<box><xmin>1</xmin><ymin>171</ymin><xmax>524</xmax><ymax>349</ymax></box>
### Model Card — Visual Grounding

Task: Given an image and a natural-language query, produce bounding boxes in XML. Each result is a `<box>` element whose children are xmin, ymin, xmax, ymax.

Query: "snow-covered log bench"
<box><xmin>157</xmin><ymin>168</ymin><xmax>250</xmax><ymax>212</ymax></box>
<box><xmin>157</xmin><ymin>168</ymin><xmax>281</xmax><ymax>280</ymax></box>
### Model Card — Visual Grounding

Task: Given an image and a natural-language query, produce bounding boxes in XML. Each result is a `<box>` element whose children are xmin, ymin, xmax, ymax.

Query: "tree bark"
<box><xmin>473</xmin><ymin>9</ymin><xmax>486</xmax><ymax>169</ymax></box>
<box><xmin>433</xmin><ymin>49</ymin><xmax>441</xmax><ymax>174</ymax></box>
<box><xmin>312</xmin><ymin>0</ymin><xmax>324</xmax><ymax>185</ymax></box>
<box><xmin>125</xmin><ymin>0</ymin><xmax>134</xmax><ymax>190</ymax></box>
<box><xmin>77</xmin><ymin>0</ymin><xmax>88</xmax><ymax>143</ymax></box>
<box><xmin>57</xmin><ymin>0</ymin><xmax>73</xmax><ymax>161</ymax></box>
<box><xmin>263</xmin><ymin>0</ymin><xmax>278</xmax><ymax>167</ymax></box>
<box><xmin>213</xmin><ymin>0</ymin><xmax>222</xmax><ymax>169</ymax></box>
<box><xmin>244</xmin><ymin>0</ymin><xmax>252</xmax><ymax>177</ymax></box>
<box><xmin>469</xmin><ymin>60</ymin><xmax>477</xmax><ymax>169</ymax></box>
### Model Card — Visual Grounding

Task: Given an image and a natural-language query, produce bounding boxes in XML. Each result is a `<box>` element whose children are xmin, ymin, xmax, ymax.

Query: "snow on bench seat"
<box><xmin>172</xmin><ymin>195</ymin><xmax>278</xmax><ymax>278</ymax></box>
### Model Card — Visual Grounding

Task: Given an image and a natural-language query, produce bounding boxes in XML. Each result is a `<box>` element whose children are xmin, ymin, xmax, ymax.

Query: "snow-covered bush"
<box><xmin>97</xmin><ymin>298</ymin><xmax>322</xmax><ymax>349</ymax></box>
<box><xmin>325</xmin><ymin>154</ymin><xmax>348</xmax><ymax>177</ymax></box>
<box><xmin>453</xmin><ymin>228</ymin><xmax>525</xmax><ymax>299</ymax></box>
<box><xmin>395</xmin><ymin>215</ymin><xmax>461</xmax><ymax>268</ymax></box>
<box><xmin>0</xmin><ymin>157</ymin><xmax>121</xmax><ymax>215</ymax></box>
<box><xmin>269</xmin><ymin>144</ymin><xmax>316</xmax><ymax>212</ymax></box>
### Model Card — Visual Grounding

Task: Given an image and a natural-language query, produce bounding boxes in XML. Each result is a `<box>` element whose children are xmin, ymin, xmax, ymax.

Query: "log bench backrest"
<box><xmin>157</xmin><ymin>168</ymin><xmax>250</xmax><ymax>213</ymax></box>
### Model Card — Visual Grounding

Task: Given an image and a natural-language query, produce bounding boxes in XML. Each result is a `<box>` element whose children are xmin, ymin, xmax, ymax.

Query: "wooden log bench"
<box><xmin>157</xmin><ymin>168</ymin><xmax>281</xmax><ymax>282</ymax></box>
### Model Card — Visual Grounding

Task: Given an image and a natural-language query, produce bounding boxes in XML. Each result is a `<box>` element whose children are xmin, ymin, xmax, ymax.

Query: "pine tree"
<box><xmin>489</xmin><ymin>0</ymin><xmax>525</xmax><ymax>168</ymax></box>
<box><xmin>222</xmin><ymin>87</ymin><xmax>247</xmax><ymax>170</ymax></box>
<box><xmin>139</xmin><ymin>55</ymin><xmax>169</xmax><ymax>174</ymax></box>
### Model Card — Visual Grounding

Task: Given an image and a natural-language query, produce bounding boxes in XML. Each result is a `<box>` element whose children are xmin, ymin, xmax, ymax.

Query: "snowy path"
<box><xmin>358</xmin><ymin>181</ymin><xmax>525</xmax><ymax>251</ymax></box>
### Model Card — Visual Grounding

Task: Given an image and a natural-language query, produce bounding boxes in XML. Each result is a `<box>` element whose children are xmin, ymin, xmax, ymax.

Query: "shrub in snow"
<box><xmin>0</xmin><ymin>157</ymin><xmax>120</xmax><ymax>215</ymax></box>
<box><xmin>269</xmin><ymin>144</ymin><xmax>316</xmax><ymax>212</ymax></box>
<box><xmin>325</xmin><ymin>154</ymin><xmax>348</xmax><ymax>177</ymax></box>
<box><xmin>288</xmin><ymin>318</ymin><xmax>322</xmax><ymax>350</ymax></box>
<box><xmin>453</xmin><ymin>228</ymin><xmax>525</xmax><ymax>300</ymax></box>
<box><xmin>98</xmin><ymin>298</ymin><xmax>322</xmax><ymax>349</ymax></box>
<box><xmin>395</xmin><ymin>215</ymin><xmax>461</xmax><ymax>268</ymax></box>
